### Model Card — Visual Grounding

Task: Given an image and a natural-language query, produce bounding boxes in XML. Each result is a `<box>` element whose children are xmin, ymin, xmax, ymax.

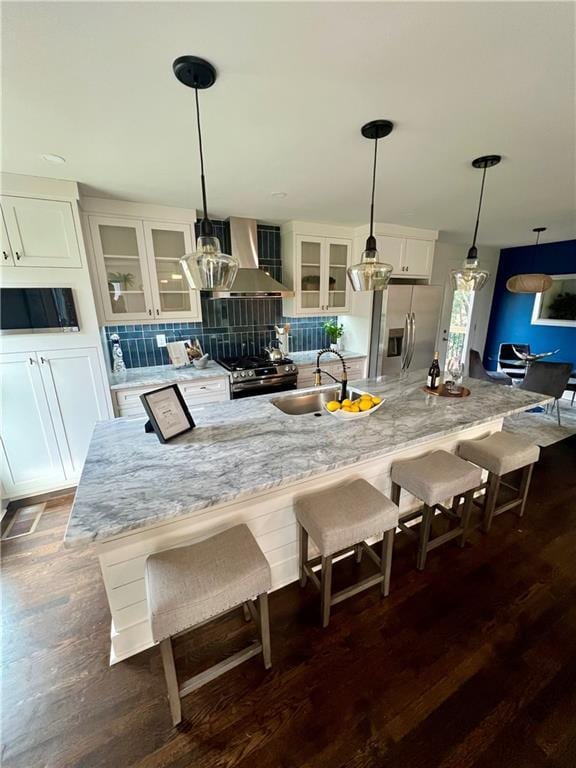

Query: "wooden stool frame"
<box><xmin>159</xmin><ymin>593</ymin><xmax>271</xmax><ymax>726</ymax></box>
<box><xmin>390</xmin><ymin>483</ymin><xmax>475</xmax><ymax>571</ymax></box>
<box><xmin>475</xmin><ymin>462</ymin><xmax>535</xmax><ymax>533</ymax></box>
<box><xmin>298</xmin><ymin>525</ymin><xmax>395</xmax><ymax>628</ymax></box>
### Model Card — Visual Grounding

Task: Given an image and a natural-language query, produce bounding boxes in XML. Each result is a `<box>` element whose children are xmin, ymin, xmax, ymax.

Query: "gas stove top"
<box><xmin>217</xmin><ymin>355</ymin><xmax>298</xmax><ymax>398</ymax></box>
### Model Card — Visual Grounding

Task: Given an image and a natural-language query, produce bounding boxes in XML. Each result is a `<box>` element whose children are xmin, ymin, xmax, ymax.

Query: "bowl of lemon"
<box><xmin>324</xmin><ymin>391</ymin><xmax>384</xmax><ymax>420</ymax></box>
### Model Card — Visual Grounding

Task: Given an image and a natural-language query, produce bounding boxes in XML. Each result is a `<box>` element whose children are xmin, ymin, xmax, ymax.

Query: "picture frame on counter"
<box><xmin>140</xmin><ymin>384</ymin><xmax>195</xmax><ymax>443</ymax></box>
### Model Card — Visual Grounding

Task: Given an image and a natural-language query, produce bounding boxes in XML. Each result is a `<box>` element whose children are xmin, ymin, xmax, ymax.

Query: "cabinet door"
<box><xmin>90</xmin><ymin>216</ymin><xmax>155</xmax><ymax>322</ymax></box>
<box><xmin>1</xmin><ymin>196</ymin><xmax>82</xmax><ymax>268</ymax></box>
<box><xmin>1</xmin><ymin>210</ymin><xmax>15</xmax><ymax>266</ymax></box>
<box><xmin>403</xmin><ymin>239</ymin><xmax>433</xmax><ymax>277</ymax></box>
<box><xmin>38</xmin><ymin>348</ymin><xmax>109</xmax><ymax>481</ymax></box>
<box><xmin>296</xmin><ymin>236</ymin><xmax>324</xmax><ymax>314</ymax></box>
<box><xmin>326</xmin><ymin>239</ymin><xmax>351</xmax><ymax>312</ymax></box>
<box><xmin>376</xmin><ymin>235</ymin><xmax>404</xmax><ymax>274</ymax></box>
<box><xmin>143</xmin><ymin>221</ymin><xmax>201</xmax><ymax>320</ymax></box>
<box><xmin>0</xmin><ymin>352</ymin><xmax>65</xmax><ymax>496</ymax></box>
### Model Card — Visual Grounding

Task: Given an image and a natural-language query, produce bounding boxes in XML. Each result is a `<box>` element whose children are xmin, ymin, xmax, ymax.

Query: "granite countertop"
<box><xmin>289</xmin><ymin>350</ymin><xmax>366</xmax><ymax>366</ymax></box>
<box><xmin>65</xmin><ymin>370</ymin><xmax>551</xmax><ymax>547</ymax></box>
<box><xmin>108</xmin><ymin>361</ymin><xmax>229</xmax><ymax>391</ymax></box>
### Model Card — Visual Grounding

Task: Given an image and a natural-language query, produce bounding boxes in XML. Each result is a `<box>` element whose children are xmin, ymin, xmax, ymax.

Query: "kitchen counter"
<box><xmin>67</xmin><ymin>371</ymin><xmax>548</xmax><ymax>546</ymax></box>
<box><xmin>108</xmin><ymin>360</ymin><xmax>229</xmax><ymax>391</ymax></box>
<box><xmin>69</xmin><ymin>369</ymin><xmax>550</xmax><ymax>663</ymax></box>
<box><xmin>289</xmin><ymin>350</ymin><xmax>366</xmax><ymax>366</ymax></box>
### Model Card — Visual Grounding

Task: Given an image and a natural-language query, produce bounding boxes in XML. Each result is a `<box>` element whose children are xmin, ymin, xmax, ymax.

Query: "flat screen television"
<box><xmin>0</xmin><ymin>288</ymin><xmax>79</xmax><ymax>333</ymax></box>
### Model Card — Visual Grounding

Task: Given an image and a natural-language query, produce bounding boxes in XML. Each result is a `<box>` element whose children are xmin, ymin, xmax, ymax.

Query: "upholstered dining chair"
<box><xmin>469</xmin><ymin>349</ymin><xmax>512</xmax><ymax>386</ymax></box>
<box><xmin>519</xmin><ymin>361</ymin><xmax>573</xmax><ymax>426</ymax></box>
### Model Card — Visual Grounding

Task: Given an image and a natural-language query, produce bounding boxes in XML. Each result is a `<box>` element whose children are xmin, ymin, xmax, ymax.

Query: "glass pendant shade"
<box><xmin>506</xmin><ymin>273</ymin><xmax>553</xmax><ymax>293</ymax></box>
<box><xmin>450</xmin><ymin>253</ymin><xmax>490</xmax><ymax>292</ymax></box>
<box><xmin>180</xmin><ymin>235</ymin><xmax>238</xmax><ymax>291</ymax></box>
<box><xmin>348</xmin><ymin>244</ymin><xmax>393</xmax><ymax>291</ymax></box>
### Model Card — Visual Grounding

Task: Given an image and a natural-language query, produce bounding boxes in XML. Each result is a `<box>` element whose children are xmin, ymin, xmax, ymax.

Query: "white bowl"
<box><xmin>323</xmin><ymin>393</ymin><xmax>385</xmax><ymax>420</ymax></box>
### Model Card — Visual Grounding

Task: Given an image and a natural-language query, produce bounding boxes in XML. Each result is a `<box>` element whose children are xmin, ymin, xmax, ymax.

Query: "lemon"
<box><xmin>349</xmin><ymin>404</ymin><xmax>361</xmax><ymax>413</ymax></box>
<box><xmin>341</xmin><ymin>399</ymin><xmax>352</xmax><ymax>407</ymax></box>
<box><xmin>359</xmin><ymin>400</ymin><xmax>373</xmax><ymax>411</ymax></box>
<box><xmin>326</xmin><ymin>400</ymin><xmax>341</xmax><ymax>412</ymax></box>
<box><xmin>371</xmin><ymin>396</ymin><xmax>382</xmax><ymax>405</ymax></box>
<box><xmin>360</xmin><ymin>393</ymin><xmax>372</xmax><ymax>400</ymax></box>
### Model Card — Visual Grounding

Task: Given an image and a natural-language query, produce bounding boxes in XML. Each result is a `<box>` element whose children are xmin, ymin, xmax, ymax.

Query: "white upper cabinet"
<box><xmin>89</xmin><ymin>214</ymin><xmax>201</xmax><ymax>323</ymax></box>
<box><xmin>376</xmin><ymin>236</ymin><xmax>404</xmax><ymax>273</ymax></box>
<box><xmin>402</xmin><ymin>238</ymin><xmax>434</xmax><ymax>277</ymax></box>
<box><xmin>143</xmin><ymin>221</ymin><xmax>201</xmax><ymax>320</ymax></box>
<box><xmin>1</xmin><ymin>195</ymin><xmax>82</xmax><ymax>268</ymax></box>
<box><xmin>1</xmin><ymin>210</ymin><xmax>14</xmax><ymax>266</ymax></box>
<box><xmin>356</xmin><ymin>224</ymin><xmax>437</xmax><ymax>280</ymax></box>
<box><xmin>282</xmin><ymin>224</ymin><xmax>353</xmax><ymax>316</ymax></box>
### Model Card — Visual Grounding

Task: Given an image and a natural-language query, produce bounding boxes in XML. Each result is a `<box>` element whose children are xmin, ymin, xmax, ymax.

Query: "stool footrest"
<box><xmin>179</xmin><ymin>642</ymin><xmax>263</xmax><ymax>698</ymax></box>
<box><xmin>331</xmin><ymin>574</ymin><xmax>384</xmax><ymax>606</ymax></box>
<box><xmin>426</xmin><ymin>526</ymin><xmax>465</xmax><ymax>552</ymax></box>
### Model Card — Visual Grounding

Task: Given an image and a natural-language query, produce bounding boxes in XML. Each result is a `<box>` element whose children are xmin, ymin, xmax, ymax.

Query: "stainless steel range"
<box><xmin>217</xmin><ymin>355</ymin><xmax>298</xmax><ymax>399</ymax></box>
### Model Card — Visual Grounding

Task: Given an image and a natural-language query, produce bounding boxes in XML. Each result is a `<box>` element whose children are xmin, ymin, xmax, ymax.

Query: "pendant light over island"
<box><xmin>450</xmin><ymin>154</ymin><xmax>502</xmax><ymax>293</ymax></box>
<box><xmin>173</xmin><ymin>56</ymin><xmax>239</xmax><ymax>292</ymax></box>
<box><xmin>506</xmin><ymin>227</ymin><xmax>553</xmax><ymax>294</ymax></box>
<box><xmin>347</xmin><ymin>120</ymin><xmax>395</xmax><ymax>292</ymax></box>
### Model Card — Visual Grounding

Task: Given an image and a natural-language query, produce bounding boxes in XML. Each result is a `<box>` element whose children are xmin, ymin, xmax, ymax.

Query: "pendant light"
<box><xmin>506</xmin><ymin>227</ymin><xmax>553</xmax><ymax>293</ymax></box>
<box><xmin>450</xmin><ymin>154</ymin><xmax>501</xmax><ymax>292</ymax></box>
<box><xmin>347</xmin><ymin>120</ymin><xmax>394</xmax><ymax>292</ymax></box>
<box><xmin>173</xmin><ymin>56</ymin><xmax>239</xmax><ymax>291</ymax></box>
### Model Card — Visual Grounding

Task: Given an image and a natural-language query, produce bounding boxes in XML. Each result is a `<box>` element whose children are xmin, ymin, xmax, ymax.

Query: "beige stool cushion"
<box><xmin>391</xmin><ymin>450</ymin><xmax>482</xmax><ymax>507</ymax></box>
<box><xmin>458</xmin><ymin>431</ymin><xmax>540</xmax><ymax>476</ymax></box>
<box><xmin>146</xmin><ymin>524</ymin><xmax>271</xmax><ymax>642</ymax></box>
<box><xmin>295</xmin><ymin>478</ymin><xmax>398</xmax><ymax>557</ymax></box>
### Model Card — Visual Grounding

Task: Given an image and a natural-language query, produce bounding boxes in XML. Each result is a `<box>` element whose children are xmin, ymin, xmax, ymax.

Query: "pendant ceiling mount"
<box><xmin>347</xmin><ymin>119</ymin><xmax>395</xmax><ymax>292</ymax></box>
<box><xmin>173</xmin><ymin>55</ymin><xmax>239</xmax><ymax>292</ymax></box>
<box><xmin>172</xmin><ymin>56</ymin><xmax>217</xmax><ymax>89</ymax></box>
<box><xmin>450</xmin><ymin>153</ymin><xmax>502</xmax><ymax>293</ymax></box>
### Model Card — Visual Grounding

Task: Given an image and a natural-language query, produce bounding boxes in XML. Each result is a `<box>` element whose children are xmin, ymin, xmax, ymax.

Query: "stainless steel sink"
<box><xmin>271</xmin><ymin>387</ymin><xmax>359</xmax><ymax>415</ymax></box>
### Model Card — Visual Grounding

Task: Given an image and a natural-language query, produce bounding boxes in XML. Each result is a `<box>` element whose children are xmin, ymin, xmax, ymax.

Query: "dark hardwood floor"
<box><xmin>2</xmin><ymin>436</ymin><xmax>576</xmax><ymax>768</ymax></box>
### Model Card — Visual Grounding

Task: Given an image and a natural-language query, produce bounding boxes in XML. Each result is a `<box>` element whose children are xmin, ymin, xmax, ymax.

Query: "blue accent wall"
<box><xmin>484</xmin><ymin>239</ymin><xmax>576</xmax><ymax>371</ymax></box>
<box><xmin>106</xmin><ymin>221</ymin><xmax>336</xmax><ymax>368</ymax></box>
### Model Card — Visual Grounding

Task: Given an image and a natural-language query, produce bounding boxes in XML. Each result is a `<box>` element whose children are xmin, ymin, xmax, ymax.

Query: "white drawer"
<box><xmin>178</xmin><ymin>378</ymin><xmax>229</xmax><ymax>398</ymax></box>
<box><xmin>114</xmin><ymin>377</ymin><xmax>230</xmax><ymax>418</ymax></box>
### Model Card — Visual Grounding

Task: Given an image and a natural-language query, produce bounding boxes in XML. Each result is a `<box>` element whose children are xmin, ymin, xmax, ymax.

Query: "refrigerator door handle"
<box><xmin>406</xmin><ymin>312</ymin><xmax>416</xmax><ymax>370</ymax></box>
<box><xmin>400</xmin><ymin>313</ymin><xmax>410</xmax><ymax>370</ymax></box>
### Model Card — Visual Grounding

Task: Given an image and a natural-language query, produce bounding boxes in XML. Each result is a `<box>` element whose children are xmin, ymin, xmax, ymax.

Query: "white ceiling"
<box><xmin>2</xmin><ymin>1</ymin><xmax>575</xmax><ymax>246</ymax></box>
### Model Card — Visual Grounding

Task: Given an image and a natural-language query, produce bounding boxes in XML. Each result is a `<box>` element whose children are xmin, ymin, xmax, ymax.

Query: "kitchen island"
<box><xmin>65</xmin><ymin>370</ymin><xmax>550</xmax><ymax>663</ymax></box>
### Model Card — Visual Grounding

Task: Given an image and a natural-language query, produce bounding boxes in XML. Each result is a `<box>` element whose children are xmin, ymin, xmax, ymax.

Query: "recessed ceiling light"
<box><xmin>271</xmin><ymin>191</ymin><xmax>287</xmax><ymax>199</ymax></box>
<box><xmin>41</xmin><ymin>153</ymin><xmax>66</xmax><ymax>164</ymax></box>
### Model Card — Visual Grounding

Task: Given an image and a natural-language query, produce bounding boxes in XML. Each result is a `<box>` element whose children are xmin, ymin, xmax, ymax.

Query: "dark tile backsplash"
<box><xmin>105</xmin><ymin>222</ymin><xmax>336</xmax><ymax>368</ymax></box>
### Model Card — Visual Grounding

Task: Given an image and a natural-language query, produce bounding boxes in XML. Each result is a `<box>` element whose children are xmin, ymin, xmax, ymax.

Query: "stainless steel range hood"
<box><xmin>209</xmin><ymin>217</ymin><xmax>293</xmax><ymax>298</ymax></box>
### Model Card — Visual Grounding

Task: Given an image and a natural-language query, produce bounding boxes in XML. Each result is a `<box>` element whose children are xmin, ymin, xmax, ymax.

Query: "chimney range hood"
<box><xmin>208</xmin><ymin>217</ymin><xmax>294</xmax><ymax>298</ymax></box>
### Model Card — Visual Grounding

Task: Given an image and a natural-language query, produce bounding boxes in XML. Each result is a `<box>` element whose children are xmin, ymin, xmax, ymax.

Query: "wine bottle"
<box><xmin>427</xmin><ymin>351</ymin><xmax>441</xmax><ymax>390</ymax></box>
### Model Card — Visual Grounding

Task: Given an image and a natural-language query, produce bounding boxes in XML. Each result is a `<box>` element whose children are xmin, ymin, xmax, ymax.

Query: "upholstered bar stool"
<box><xmin>295</xmin><ymin>478</ymin><xmax>399</xmax><ymax>628</ymax></box>
<box><xmin>145</xmin><ymin>524</ymin><xmax>272</xmax><ymax>726</ymax></box>
<box><xmin>457</xmin><ymin>431</ymin><xmax>540</xmax><ymax>532</ymax></box>
<box><xmin>390</xmin><ymin>450</ymin><xmax>482</xmax><ymax>570</ymax></box>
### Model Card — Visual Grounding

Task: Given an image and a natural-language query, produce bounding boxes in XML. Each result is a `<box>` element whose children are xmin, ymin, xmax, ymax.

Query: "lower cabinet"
<box><xmin>112</xmin><ymin>376</ymin><xmax>230</xmax><ymax>419</ymax></box>
<box><xmin>1</xmin><ymin>347</ymin><xmax>110</xmax><ymax>499</ymax></box>
<box><xmin>297</xmin><ymin>357</ymin><xmax>367</xmax><ymax>389</ymax></box>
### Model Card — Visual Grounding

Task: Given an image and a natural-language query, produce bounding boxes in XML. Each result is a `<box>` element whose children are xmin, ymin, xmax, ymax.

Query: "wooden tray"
<box><xmin>422</xmin><ymin>384</ymin><xmax>471</xmax><ymax>398</ymax></box>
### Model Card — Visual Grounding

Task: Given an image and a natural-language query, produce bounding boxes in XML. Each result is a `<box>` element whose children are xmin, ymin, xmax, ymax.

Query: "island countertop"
<box><xmin>65</xmin><ymin>370</ymin><xmax>550</xmax><ymax>548</ymax></box>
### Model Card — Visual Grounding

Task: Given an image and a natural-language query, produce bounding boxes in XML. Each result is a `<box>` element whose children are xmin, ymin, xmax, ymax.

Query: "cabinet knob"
<box><xmin>148</xmin><ymin>309</ymin><xmax>152</xmax><ymax>316</ymax></box>
<box><xmin>3</xmin><ymin>251</ymin><xmax>8</xmax><ymax>260</ymax></box>
<box><xmin>15</xmin><ymin>252</ymin><xmax>21</xmax><ymax>261</ymax></box>
<box><xmin>156</xmin><ymin>309</ymin><xmax>159</xmax><ymax>316</ymax></box>
<box><xmin>29</xmin><ymin>357</ymin><xmax>35</xmax><ymax>365</ymax></box>
<box><xmin>40</xmin><ymin>356</ymin><xmax>47</xmax><ymax>364</ymax></box>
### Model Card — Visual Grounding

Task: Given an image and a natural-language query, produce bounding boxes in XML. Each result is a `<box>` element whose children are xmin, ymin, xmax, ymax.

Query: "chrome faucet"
<box><xmin>314</xmin><ymin>348</ymin><xmax>348</xmax><ymax>402</ymax></box>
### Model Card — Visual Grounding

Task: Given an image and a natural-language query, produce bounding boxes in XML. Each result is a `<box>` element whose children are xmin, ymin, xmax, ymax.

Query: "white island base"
<box><xmin>98</xmin><ymin>417</ymin><xmax>502</xmax><ymax>664</ymax></box>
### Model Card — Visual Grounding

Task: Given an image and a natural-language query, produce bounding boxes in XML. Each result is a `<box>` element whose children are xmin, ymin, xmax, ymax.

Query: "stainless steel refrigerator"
<box><xmin>372</xmin><ymin>284</ymin><xmax>444</xmax><ymax>376</ymax></box>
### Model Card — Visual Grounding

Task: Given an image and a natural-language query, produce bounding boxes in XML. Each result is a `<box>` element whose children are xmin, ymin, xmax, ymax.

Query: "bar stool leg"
<box><xmin>355</xmin><ymin>543</ymin><xmax>363</xmax><ymax>563</ymax></box>
<box><xmin>390</xmin><ymin>481</ymin><xmax>401</xmax><ymax>506</ymax></box>
<box><xmin>460</xmin><ymin>491</ymin><xmax>474</xmax><ymax>547</ymax></box>
<box><xmin>320</xmin><ymin>555</ymin><xmax>333</xmax><ymax>628</ymax></box>
<box><xmin>258</xmin><ymin>592</ymin><xmax>272</xmax><ymax>669</ymax></box>
<box><xmin>299</xmin><ymin>525</ymin><xmax>308</xmax><ymax>587</ymax></box>
<box><xmin>381</xmin><ymin>528</ymin><xmax>394</xmax><ymax>596</ymax></box>
<box><xmin>417</xmin><ymin>505</ymin><xmax>434</xmax><ymax>571</ymax></box>
<box><xmin>160</xmin><ymin>637</ymin><xmax>182</xmax><ymax>727</ymax></box>
<box><xmin>518</xmin><ymin>463</ymin><xmax>534</xmax><ymax>517</ymax></box>
<box><xmin>483</xmin><ymin>473</ymin><xmax>501</xmax><ymax>533</ymax></box>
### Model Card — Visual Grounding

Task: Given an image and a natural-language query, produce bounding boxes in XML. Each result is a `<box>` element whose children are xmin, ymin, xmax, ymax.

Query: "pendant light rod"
<box><xmin>369</xmin><ymin>134</ymin><xmax>378</xmax><ymax>239</ymax></box>
<box><xmin>193</xmin><ymin>87</ymin><xmax>211</xmax><ymax>235</ymax></box>
<box><xmin>468</xmin><ymin>154</ymin><xmax>501</xmax><ymax>259</ymax></box>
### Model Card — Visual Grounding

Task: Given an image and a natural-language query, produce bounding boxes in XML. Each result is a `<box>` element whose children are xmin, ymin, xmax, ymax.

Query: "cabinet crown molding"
<box><xmin>80</xmin><ymin>197</ymin><xmax>197</xmax><ymax>223</ymax></box>
<box><xmin>354</xmin><ymin>222</ymin><xmax>438</xmax><ymax>241</ymax></box>
<box><xmin>1</xmin><ymin>173</ymin><xmax>79</xmax><ymax>201</ymax></box>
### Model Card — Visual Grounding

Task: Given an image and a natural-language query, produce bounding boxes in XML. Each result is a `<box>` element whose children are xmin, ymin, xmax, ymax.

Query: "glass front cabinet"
<box><xmin>282</xmin><ymin>226</ymin><xmax>352</xmax><ymax>316</ymax></box>
<box><xmin>89</xmin><ymin>216</ymin><xmax>201</xmax><ymax>323</ymax></box>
